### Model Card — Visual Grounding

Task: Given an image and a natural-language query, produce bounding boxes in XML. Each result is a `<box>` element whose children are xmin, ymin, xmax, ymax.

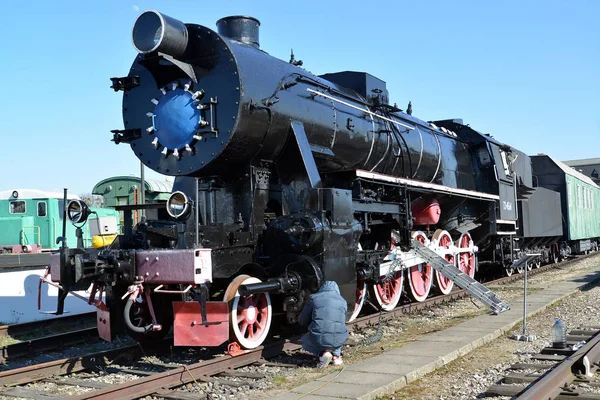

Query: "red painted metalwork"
<box><xmin>9</xmin><ymin>244</ymin><xmax>43</xmax><ymax>254</ymax></box>
<box><xmin>411</xmin><ymin>197</ymin><xmax>441</xmax><ymax>225</ymax></box>
<box><xmin>224</xmin><ymin>275</ymin><xmax>273</xmax><ymax>349</ymax></box>
<box><xmin>96</xmin><ymin>302</ymin><xmax>112</xmax><ymax>341</ymax></box>
<box><xmin>374</xmin><ymin>271</ymin><xmax>403</xmax><ymax>309</ymax></box>
<box><xmin>227</xmin><ymin>341</ymin><xmax>247</xmax><ymax>356</ymax></box>
<box><xmin>38</xmin><ymin>267</ymin><xmax>91</xmax><ymax>311</ymax></box>
<box><xmin>457</xmin><ymin>233</ymin><xmax>476</xmax><ymax>278</ymax></box>
<box><xmin>235</xmin><ymin>293</ymin><xmax>269</xmax><ymax>341</ymax></box>
<box><xmin>351</xmin><ymin>279</ymin><xmax>366</xmax><ymax>319</ymax></box>
<box><xmin>407</xmin><ymin>232</ymin><xmax>433</xmax><ymax>302</ymax></box>
<box><xmin>37</xmin><ymin>267</ymin><xmax>50</xmax><ymax>310</ymax></box>
<box><xmin>433</xmin><ymin>230</ymin><xmax>454</xmax><ymax>294</ymax></box>
<box><xmin>173</xmin><ymin>301</ymin><xmax>229</xmax><ymax>347</ymax></box>
<box><xmin>135</xmin><ymin>249</ymin><xmax>198</xmax><ymax>284</ymax></box>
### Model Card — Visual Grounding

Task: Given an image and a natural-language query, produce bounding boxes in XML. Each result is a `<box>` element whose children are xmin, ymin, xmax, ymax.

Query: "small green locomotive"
<box><xmin>0</xmin><ymin>189</ymin><xmax>120</xmax><ymax>254</ymax></box>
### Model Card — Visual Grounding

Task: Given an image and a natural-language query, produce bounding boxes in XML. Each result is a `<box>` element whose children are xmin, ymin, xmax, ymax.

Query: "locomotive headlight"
<box><xmin>67</xmin><ymin>200</ymin><xmax>91</xmax><ymax>224</ymax></box>
<box><xmin>132</xmin><ymin>10</ymin><xmax>189</xmax><ymax>59</ymax></box>
<box><xmin>167</xmin><ymin>191</ymin><xmax>191</xmax><ymax>219</ymax></box>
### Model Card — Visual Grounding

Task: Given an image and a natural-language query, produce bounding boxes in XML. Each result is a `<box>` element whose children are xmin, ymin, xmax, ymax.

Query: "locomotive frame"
<box><xmin>42</xmin><ymin>10</ymin><xmax>599</xmax><ymax>350</ymax></box>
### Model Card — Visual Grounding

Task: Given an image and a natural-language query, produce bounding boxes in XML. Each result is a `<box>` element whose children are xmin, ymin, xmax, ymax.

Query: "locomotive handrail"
<box><xmin>52</xmin><ymin>217</ymin><xmax>57</xmax><ymax>247</ymax></box>
<box><xmin>306</xmin><ymin>88</ymin><xmax>415</xmax><ymax>131</ymax></box>
<box><xmin>153</xmin><ymin>284</ymin><xmax>193</xmax><ymax>294</ymax></box>
<box><xmin>20</xmin><ymin>226</ymin><xmax>40</xmax><ymax>246</ymax></box>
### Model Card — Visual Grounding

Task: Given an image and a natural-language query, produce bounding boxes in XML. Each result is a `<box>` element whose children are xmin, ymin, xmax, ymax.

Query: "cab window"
<box><xmin>9</xmin><ymin>201</ymin><xmax>26</xmax><ymax>214</ymax></box>
<box><xmin>37</xmin><ymin>201</ymin><xmax>47</xmax><ymax>217</ymax></box>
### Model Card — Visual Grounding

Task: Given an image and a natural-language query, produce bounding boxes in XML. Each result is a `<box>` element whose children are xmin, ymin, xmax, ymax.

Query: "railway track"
<box><xmin>484</xmin><ymin>327</ymin><xmax>600</xmax><ymax>399</ymax></box>
<box><xmin>0</xmin><ymin>312</ymin><xmax>95</xmax><ymax>341</ymax></box>
<box><xmin>0</xmin><ymin>313</ymin><xmax>96</xmax><ymax>363</ymax></box>
<box><xmin>0</xmin><ymin>254</ymin><xmax>595</xmax><ymax>399</ymax></box>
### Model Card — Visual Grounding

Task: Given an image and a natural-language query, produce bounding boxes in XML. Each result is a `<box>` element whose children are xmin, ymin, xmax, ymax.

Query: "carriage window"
<box><xmin>9</xmin><ymin>201</ymin><xmax>26</xmax><ymax>214</ymax></box>
<box><xmin>37</xmin><ymin>202</ymin><xmax>47</xmax><ymax>217</ymax></box>
<box><xmin>577</xmin><ymin>185</ymin><xmax>582</xmax><ymax>209</ymax></box>
<box><xmin>585</xmin><ymin>189</ymin><xmax>590</xmax><ymax>209</ymax></box>
<box><xmin>567</xmin><ymin>181</ymin><xmax>572</xmax><ymax>207</ymax></box>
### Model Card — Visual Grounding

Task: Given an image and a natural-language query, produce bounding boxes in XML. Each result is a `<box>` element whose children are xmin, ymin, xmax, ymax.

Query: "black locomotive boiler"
<box><xmin>48</xmin><ymin>10</ymin><xmax>569</xmax><ymax>349</ymax></box>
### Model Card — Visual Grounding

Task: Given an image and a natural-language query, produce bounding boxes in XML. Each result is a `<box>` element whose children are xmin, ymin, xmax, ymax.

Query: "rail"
<box><xmin>515</xmin><ymin>331</ymin><xmax>600</xmax><ymax>399</ymax></box>
<box><xmin>0</xmin><ymin>252</ymin><xmax>597</xmax><ymax>397</ymax></box>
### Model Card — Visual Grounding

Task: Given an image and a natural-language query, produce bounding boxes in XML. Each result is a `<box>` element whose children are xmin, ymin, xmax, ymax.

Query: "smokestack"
<box><xmin>216</xmin><ymin>16</ymin><xmax>260</xmax><ymax>48</ymax></box>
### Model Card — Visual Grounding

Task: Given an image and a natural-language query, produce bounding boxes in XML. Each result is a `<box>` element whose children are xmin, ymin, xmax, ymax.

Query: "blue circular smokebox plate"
<box><xmin>154</xmin><ymin>89</ymin><xmax>200</xmax><ymax>149</ymax></box>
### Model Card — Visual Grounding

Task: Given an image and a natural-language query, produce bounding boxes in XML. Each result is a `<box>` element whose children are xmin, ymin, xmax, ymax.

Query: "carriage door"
<box><xmin>490</xmin><ymin>144</ymin><xmax>517</xmax><ymax>221</ymax></box>
<box><xmin>36</xmin><ymin>200</ymin><xmax>50</xmax><ymax>249</ymax></box>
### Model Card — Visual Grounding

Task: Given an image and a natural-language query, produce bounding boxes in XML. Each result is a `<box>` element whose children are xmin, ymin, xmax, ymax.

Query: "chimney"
<box><xmin>216</xmin><ymin>16</ymin><xmax>260</xmax><ymax>48</ymax></box>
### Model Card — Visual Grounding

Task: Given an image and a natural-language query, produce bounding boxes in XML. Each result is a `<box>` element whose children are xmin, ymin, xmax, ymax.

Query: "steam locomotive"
<box><xmin>46</xmin><ymin>10</ymin><xmax>599</xmax><ymax>349</ymax></box>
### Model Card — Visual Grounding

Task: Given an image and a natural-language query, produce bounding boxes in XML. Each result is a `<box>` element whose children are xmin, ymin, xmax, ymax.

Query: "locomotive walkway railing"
<box><xmin>411</xmin><ymin>239</ymin><xmax>511</xmax><ymax>315</ymax></box>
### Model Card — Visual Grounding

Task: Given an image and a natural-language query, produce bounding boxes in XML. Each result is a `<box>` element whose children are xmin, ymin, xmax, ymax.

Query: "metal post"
<box><xmin>522</xmin><ymin>262</ymin><xmax>528</xmax><ymax>336</ymax></box>
<box><xmin>511</xmin><ymin>259</ymin><xmax>536</xmax><ymax>342</ymax></box>
<box><xmin>140</xmin><ymin>161</ymin><xmax>145</xmax><ymax>219</ymax></box>
<box><xmin>195</xmin><ymin>178</ymin><xmax>199</xmax><ymax>248</ymax></box>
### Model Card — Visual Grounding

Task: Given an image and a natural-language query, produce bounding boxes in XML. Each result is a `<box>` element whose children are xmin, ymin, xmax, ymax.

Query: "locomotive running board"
<box><xmin>411</xmin><ymin>239</ymin><xmax>511</xmax><ymax>315</ymax></box>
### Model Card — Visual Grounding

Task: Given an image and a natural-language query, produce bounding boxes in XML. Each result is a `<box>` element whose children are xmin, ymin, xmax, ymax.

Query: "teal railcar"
<box><xmin>0</xmin><ymin>189</ymin><xmax>120</xmax><ymax>252</ymax></box>
<box><xmin>531</xmin><ymin>155</ymin><xmax>600</xmax><ymax>254</ymax></box>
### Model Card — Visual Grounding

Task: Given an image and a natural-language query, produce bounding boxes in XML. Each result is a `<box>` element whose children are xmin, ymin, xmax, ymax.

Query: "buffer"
<box><xmin>411</xmin><ymin>239</ymin><xmax>511</xmax><ymax>315</ymax></box>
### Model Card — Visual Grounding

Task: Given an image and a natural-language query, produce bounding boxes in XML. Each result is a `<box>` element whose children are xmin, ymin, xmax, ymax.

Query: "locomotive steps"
<box><xmin>267</xmin><ymin>253</ymin><xmax>600</xmax><ymax>400</ymax></box>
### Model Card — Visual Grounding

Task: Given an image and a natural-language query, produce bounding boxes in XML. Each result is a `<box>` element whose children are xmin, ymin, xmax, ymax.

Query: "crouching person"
<box><xmin>298</xmin><ymin>281</ymin><xmax>349</xmax><ymax>368</ymax></box>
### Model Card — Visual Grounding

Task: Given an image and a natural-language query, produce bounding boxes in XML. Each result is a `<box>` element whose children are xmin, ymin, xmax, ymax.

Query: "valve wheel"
<box><xmin>224</xmin><ymin>275</ymin><xmax>272</xmax><ymax>349</ymax></box>
<box><xmin>432</xmin><ymin>229</ymin><xmax>454</xmax><ymax>295</ymax></box>
<box><xmin>407</xmin><ymin>231</ymin><xmax>433</xmax><ymax>302</ymax></box>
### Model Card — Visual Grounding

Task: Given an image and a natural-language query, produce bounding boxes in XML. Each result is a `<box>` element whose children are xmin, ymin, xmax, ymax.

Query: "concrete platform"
<box><xmin>267</xmin><ymin>264</ymin><xmax>600</xmax><ymax>400</ymax></box>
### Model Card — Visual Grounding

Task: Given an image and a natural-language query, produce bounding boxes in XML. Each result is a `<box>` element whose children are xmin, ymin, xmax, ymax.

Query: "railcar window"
<box><xmin>58</xmin><ymin>200</ymin><xmax>64</xmax><ymax>219</ymax></box>
<box><xmin>567</xmin><ymin>181</ymin><xmax>572</xmax><ymax>207</ymax></box>
<box><xmin>9</xmin><ymin>201</ymin><xmax>26</xmax><ymax>214</ymax></box>
<box><xmin>37</xmin><ymin>202</ymin><xmax>47</xmax><ymax>217</ymax></box>
<box><xmin>585</xmin><ymin>189</ymin><xmax>589</xmax><ymax>209</ymax></box>
<box><xmin>499</xmin><ymin>150</ymin><xmax>510</xmax><ymax>176</ymax></box>
<box><xmin>477</xmin><ymin>147</ymin><xmax>492</xmax><ymax>166</ymax></box>
<box><xmin>577</xmin><ymin>185</ymin><xmax>582</xmax><ymax>209</ymax></box>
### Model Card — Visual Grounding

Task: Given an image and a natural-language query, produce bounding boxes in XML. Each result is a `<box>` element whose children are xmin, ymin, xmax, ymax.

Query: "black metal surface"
<box><xmin>216</xmin><ymin>16</ymin><xmax>260</xmax><ymax>48</ymax></box>
<box><xmin>120</xmin><ymin>13</ymin><xmax>477</xmax><ymax>192</ymax></box>
<box><xmin>520</xmin><ymin>187</ymin><xmax>563</xmax><ymax>238</ymax></box>
<box><xmin>132</xmin><ymin>11</ymin><xmax>189</xmax><ymax>58</ymax></box>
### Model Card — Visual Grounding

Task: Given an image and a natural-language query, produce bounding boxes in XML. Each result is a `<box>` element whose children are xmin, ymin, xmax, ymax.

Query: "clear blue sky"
<box><xmin>1</xmin><ymin>0</ymin><xmax>598</xmax><ymax>195</ymax></box>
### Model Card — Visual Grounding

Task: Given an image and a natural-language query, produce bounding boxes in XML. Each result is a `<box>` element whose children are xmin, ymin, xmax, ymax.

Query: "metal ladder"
<box><xmin>411</xmin><ymin>239</ymin><xmax>511</xmax><ymax>315</ymax></box>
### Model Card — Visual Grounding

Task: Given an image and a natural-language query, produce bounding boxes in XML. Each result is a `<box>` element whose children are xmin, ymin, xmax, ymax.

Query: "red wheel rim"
<box><xmin>236</xmin><ymin>293</ymin><xmax>269</xmax><ymax>342</ymax></box>
<box><xmin>350</xmin><ymin>280</ymin><xmax>367</xmax><ymax>320</ymax></box>
<box><xmin>458</xmin><ymin>234</ymin><xmax>475</xmax><ymax>278</ymax></box>
<box><xmin>354</xmin><ymin>280</ymin><xmax>366</xmax><ymax>314</ymax></box>
<box><xmin>436</xmin><ymin>233</ymin><xmax>454</xmax><ymax>292</ymax></box>
<box><xmin>409</xmin><ymin>233</ymin><xmax>433</xmax><ymax>299</ymax></box>
<box><xmin>375</xmin><ymin>271</ymin><xmax>403</xmax><ymax>306</ymax></box>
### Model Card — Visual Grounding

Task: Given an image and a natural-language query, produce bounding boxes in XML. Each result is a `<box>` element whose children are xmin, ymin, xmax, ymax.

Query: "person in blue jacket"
<box><xmin>298</xmin><ymin>281</ymin><xmax>349</xmax><ymax>367</ymax></box>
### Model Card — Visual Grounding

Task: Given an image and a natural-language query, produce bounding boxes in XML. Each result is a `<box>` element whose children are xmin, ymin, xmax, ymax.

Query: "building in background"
<box><xmin>563</xmin><ymin>158</ymin><xmax>600</xmax><ymax>185</ymax></box>
<box><xmin>92</xmin><ymin>176</ymin><xmax>173</xmax><ymax>225</ymax></box>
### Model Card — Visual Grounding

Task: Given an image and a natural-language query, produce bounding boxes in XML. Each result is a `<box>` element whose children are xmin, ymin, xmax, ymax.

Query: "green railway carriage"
<box><xmin>0</xmin><ymin>189</ymin><xmax>120</xmax><ymax>252</ymax></box>
<box><xmin>531</xmin><ymin>155</ymin><xmax>600</xmax><ymax>254</ymax></box>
